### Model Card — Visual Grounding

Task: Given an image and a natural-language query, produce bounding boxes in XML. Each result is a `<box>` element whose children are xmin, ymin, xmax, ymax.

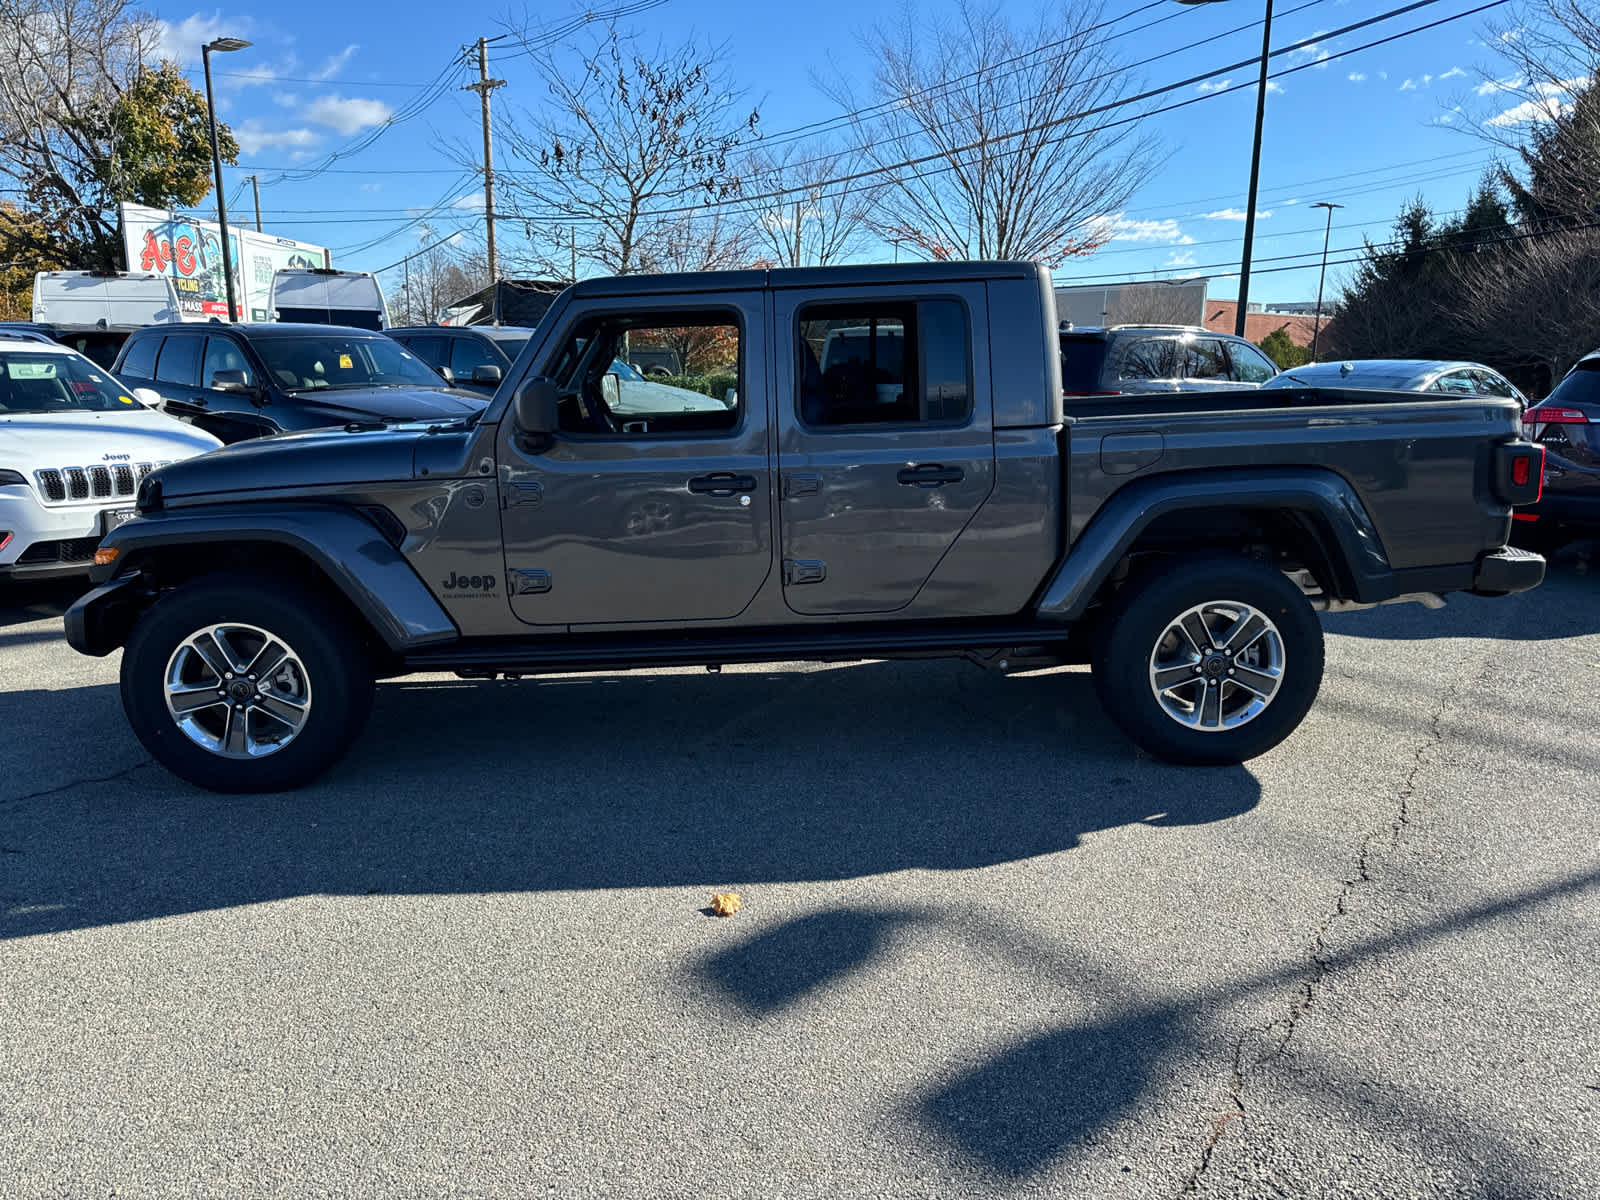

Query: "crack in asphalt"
<box><xmin>1177</xmin><ymin>649</ymin><xmax>1482</xmax><ymax>1194</ymax></box>
<box><xmin>0</xmin><ymin>759</ymin><xmax>154</xmax><ymax>813</ymax></box>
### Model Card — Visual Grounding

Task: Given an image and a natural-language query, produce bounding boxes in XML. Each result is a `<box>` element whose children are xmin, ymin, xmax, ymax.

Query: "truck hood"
<box><xmin>152</xmin><ymin>421</ymin><xmax>448</xmax><ymax>501</ymax></box>
<box><xmin>280</xmin><ymin>386</ymin><xmax>485</xmax><ymax>424</ymax></box>
<box><xmin>0</xmin><ymin>407</ymin><xmax>222</xmax><ymax>474</ymax></box>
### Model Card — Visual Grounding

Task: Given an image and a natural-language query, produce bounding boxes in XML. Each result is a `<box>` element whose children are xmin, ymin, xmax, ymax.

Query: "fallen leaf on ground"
<box><xmin>710</xmin><ymin>892</ymin><xmax>743</xmax><ymax>917</ymax></box>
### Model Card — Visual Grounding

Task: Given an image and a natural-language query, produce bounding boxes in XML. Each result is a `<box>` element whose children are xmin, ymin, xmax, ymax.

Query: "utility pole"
<box><xmin>249</xmin><ymin>175</ymin><xmax>262</xmax><ymax>232</ymax></box>
<box><xmin>1309</xmin><ymin>201</ymin><xmax>1343</xmax><ymax>362</ymax></box>
<box><xmin>569</xmin><ymin>227</ymin><xmax>577</xmax><ymax>284</ymax></box>
<box><xmin>463</xmin><ymin>38</ymin><xmax>505</xmax><ymax>282</ymax></box>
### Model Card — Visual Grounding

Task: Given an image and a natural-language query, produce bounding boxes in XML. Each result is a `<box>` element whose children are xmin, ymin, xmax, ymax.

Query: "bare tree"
<box><xmin>1446</xmin><ymin>225</ymin><xmax>1600</xmax><ymax>387</ymax></box>
<box><xmin>1467</xmin><ymin>2</ymin><xmax>1600</xmax><ymax>220</ymax></box>
<box><xmin>823</xmin><ymin>0</ymin><xmax>1161</xmax><ymax>264</ymax></box>
<box><xmin>1111</xmin><ymin>284</ymin><xmax>1206</xmax><ymax>326</ymax></box>
<box><xmin>385</xmin><ymin>231</ymin><xmax>491</xmax><ymax>325</ymax></box>
<box><xmin>494</xmin><ymin>25</ymin><xmax>757</xmax><ymax>277</ymax></box>
<box><xmin>633</xmin><ymin>209</ymin><xmax>754</xmax><ymax>275</ymax></box>
<box><xmin>742</xmin><ymin>141</ymin><xmax>877</xmax><ymax>267</ymax></box>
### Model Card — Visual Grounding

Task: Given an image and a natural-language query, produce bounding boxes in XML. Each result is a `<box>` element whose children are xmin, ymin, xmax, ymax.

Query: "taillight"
<box><xmin>1522</xmin><ymin>405</ymin><xmax>1588</xmax><ymax>427</ymax></box>
<box><xmin>1493</xmin><ymin>442</ymin><xmax>1544</xmax><ymax>505</ymax></box>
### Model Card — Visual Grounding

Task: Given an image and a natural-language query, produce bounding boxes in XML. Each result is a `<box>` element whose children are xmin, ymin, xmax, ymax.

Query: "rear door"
<box><xmin>1179</xmin><ymin>336</ymin><xmax>1241</xmax><ymax>393</ymax></box>
<box><xmin>149</xmin><ymin>333</ymin><xmax>203</xmax><ymax>419</ymax></box>
<box><xmin>773</xmin><ymin>283</ymin><xmax>994</xmax><ymax>615</ymax></box>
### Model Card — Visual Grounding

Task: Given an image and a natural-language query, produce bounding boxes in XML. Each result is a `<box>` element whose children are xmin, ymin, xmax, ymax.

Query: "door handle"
<box><xmin>688</xmin><ymin>472</ymin><xmax>758</xmax><ymax>496</ymax></box>
<box><xmin>188</xmin><ymin>396</ymin><xmax>208</xmax><ymax>408</ymax></box>
<box><xmin>896</xmin><ymin>464</ymin><xmax>964</xmax><ymax>487</ymax></box>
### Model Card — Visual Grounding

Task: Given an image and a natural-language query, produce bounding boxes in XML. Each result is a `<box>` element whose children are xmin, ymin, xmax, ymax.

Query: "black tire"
<box><xmin>1091</xmin><ymin>554</ymin><xmax>1324</xmax><ymax>765</ymax></box>
<box><xmin>120</xmin><ymin>573</ymin><xmax>375</xmax><ymax>792</ymax></box>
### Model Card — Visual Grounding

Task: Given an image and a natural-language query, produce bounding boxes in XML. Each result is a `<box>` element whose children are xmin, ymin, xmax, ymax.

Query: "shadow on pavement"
<box><xmin>1323</xmin><ymin>557</ymin><xmax>1600</xmax><ymax>642</ymax></box>
<box><xmin>0</xmin><ymin>578</ymin><xmax>86</xmax><ymax>629</ymax></box>
<box><xmin>0</xmin><ymin>662</ymin><xmax>1260</xmax><ymax>941</ymax></box>
<box><xmin>692</xmin><ymin>871</ymin><xmax>1600</xmax><ymax>1186</ymax></box>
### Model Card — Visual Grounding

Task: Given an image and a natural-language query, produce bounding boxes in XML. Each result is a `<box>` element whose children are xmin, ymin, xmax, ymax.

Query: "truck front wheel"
<box><xmin>1091</xmin><ymin>555</ymin><xmax>1324</xmax><ymax>765</ymax></box>
<box><xmin>120</xmin><ymin>574</ymin><xmax>375</xmax><ymax>792</ymax></box>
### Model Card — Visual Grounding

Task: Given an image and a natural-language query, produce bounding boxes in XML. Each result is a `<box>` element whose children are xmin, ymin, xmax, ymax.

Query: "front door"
<box><xmin>498</xmin><ymin>294</ymin><xmax>773</xmax><ymax>627</ymax></box>
<box><xmin>773</xmin><ymin>284</ymin><xmax>995</xmax><ymax>615</ymax></box>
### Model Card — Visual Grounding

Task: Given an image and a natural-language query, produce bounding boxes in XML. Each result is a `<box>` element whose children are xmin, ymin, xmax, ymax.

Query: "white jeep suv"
<box><xmin>0</xmin><ymin>338</ymin><xmax>221</xmax><ymax>580</ymax></box>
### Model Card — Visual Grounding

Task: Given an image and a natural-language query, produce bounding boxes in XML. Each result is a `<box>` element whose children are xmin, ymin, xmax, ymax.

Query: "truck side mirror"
<box><xmin>438</xmin><ymin>365</ymin><xmax>455</xmax><ymax>384</ymax></box>
<box><xmin>472</xmin><ymin>363</ymin><xmax>503</xmax><ymax>386</ymax></box>
<box><xmin>513</xmin><ymin>377</ymin><xmax>560</xmax><ymax>437</ymax></box>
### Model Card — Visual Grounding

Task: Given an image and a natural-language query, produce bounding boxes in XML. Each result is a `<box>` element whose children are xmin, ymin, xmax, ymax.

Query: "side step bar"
<box><xmin>402</xmin><ymin>622</ymin><xmax>1069</xmax><ymax>676</ymax></box>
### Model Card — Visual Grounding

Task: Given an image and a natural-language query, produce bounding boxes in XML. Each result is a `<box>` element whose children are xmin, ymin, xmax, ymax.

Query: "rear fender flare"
<box><xmin>1034</xmin><ymin>468</ymin><xmax>1393</xmax><ymax>621</ymax></box>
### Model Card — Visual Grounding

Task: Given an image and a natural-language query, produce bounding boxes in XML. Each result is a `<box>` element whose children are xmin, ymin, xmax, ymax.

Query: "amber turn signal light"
<box><xmin>94</xmin><ymin>547</ymin><xmax>120</xmax><ymax>566</ymax></box>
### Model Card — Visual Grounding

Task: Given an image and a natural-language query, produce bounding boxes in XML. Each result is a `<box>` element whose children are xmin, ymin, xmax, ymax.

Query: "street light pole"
<box><xmin>202</xmin><ymin>37</ymin><xmax>251</xmax><ymax>322</ymax></box>
<box><xmin>1180</xmin><ymin>0</ymin><xmax>1274</xmax><ymax>337</ymax></box>
<box><xmin>1309</xmin><ymin>201</ymin><xmax>1343</xmax><ymax>361</ymax></box>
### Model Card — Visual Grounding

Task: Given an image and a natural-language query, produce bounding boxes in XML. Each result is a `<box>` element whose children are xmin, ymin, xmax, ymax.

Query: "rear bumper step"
<box><xmin>1469</xmin><ymin>545</ymin><xmax>1545</xmax><ymax>596</ymax></box>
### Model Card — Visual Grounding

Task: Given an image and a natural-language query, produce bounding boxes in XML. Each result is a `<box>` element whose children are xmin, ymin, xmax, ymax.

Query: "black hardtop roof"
<box><xmin>152</xmin><ymin>322</ymin><xmax>397</xmax><ymax>339</ymax></box>
<box><xmin>387</xmin><ymin>324</ymin><xmax>540</xmax><ymax>336</ymax></box>
<box><xmin>570</xmin><ymin>260</ymin><xmax>1042</xmax><ymax>299</ymax></box>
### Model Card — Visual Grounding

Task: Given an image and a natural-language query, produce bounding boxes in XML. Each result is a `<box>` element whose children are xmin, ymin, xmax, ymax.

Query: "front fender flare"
<box><xmin>1034</xmin><ymin>468</ymin><xmax>1393</xmax><ymax>622</ymax></box>
<box><xmin>66</xmin><ymin>503</ymin><xmax>458</xmax><ymax>656</ymax></box>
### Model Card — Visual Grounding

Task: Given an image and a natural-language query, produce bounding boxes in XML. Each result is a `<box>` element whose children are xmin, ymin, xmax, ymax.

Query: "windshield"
<box><xmin>0</xmin><ymin>352</ymin><xmax>148</xmax><ymax>415</ymax></box>
<box><xmin>254</xmin><ymin>335</ymin><xmax>444</xmax><ymax>391</ymax></box>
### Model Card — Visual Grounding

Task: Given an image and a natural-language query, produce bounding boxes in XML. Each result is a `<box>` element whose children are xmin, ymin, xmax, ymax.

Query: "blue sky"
<box><xmin>151</xmin><ymin>0</ymin><xmax>1550</xmax><ymax>304</ymax></box>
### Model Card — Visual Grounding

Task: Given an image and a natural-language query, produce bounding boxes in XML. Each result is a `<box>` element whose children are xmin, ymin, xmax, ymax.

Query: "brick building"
<box><xmin>1203</xmin><ymin>301</ymin><xmax>1331</xmax><ymax>349</ymax></box>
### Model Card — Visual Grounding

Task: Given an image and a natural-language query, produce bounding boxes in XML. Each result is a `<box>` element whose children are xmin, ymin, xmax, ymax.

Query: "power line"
<box><xmin>489</xmin><ymin>0</ymin><xmax>1510</xmax><ymax>231</ymax></box>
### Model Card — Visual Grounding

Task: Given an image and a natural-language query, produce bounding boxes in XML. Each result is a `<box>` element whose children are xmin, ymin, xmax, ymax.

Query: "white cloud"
<box><xmin>1203</xmin><ymin>208</ymin><xmax>1272</xmax><ymax>221</ymax></box>
<box><xmin>303</xmin><ymin>94</ymin><xmax>393</xmax><ymax>134</ymax></box>
<box><xmin>1164</xmin><ymin>250</ymin><xmax>1198</xmax><ymax>269</ymax></box>
<box><xmin>1282</xmin><ymin>198</ymin><xmax>1301</xmax><ymax>206</ymax></box>
<box><xmin>1476</xmin><ymin>75</ymin><xmax>1525</xmax><ymax>95</ymax></box>
<box><xmin>1440</xmin><ymin>66</ymin><xmax>1467</xmax><ymax>80</ymax></box>
<box><xmin>1488</xmin><ymin>96</ymin><xmax>1572</xmax><ymax>126</ymax></box>
<box><xmin>1400</xmin><ymin>78</ymin><xmax>1418</xmax><ymax>91</ymax></box>
<box><xmin>1348</xmin><ymin>72</ymin><xmax>1366</xmax><ymax>82</ymax></box>
<box><xmin>1264</xmin><ymin>81</ymin><xmax>1285</xmax><ymax>95</ymax></box>
<box><xmin>272</xmin><ymin>92</ymin><xmax>299</xmax><ymax>108</ymax></box>
<box><xmin>1379</xmin><ymin>71</ymin><xmax>1389</xmax><ymax>80</ymax></box>
<box><xmin>1486</xmin><ymin>77</ymin><xmax>1591</xmax><ymax>126</ymax></box>
<box><xmin>452</xmin><ymin>192</ymin><xmax>486</xmax><ymax>211</ymax></box>
<box><xmin>360</xmin><ymin>182</ymin><xmax>382</xmax><ymax>193</ymax></box>
<box><xmin>153</xmin><ymin>12</ymin><xmax>240</xmax><ymax>66</ymax></box>
<box><xmin>1085</xmin><ymin>213</ymin><xmax>1194</xmax><ymax>246</ymax></box>
<box><xmin>231</xmin><ymin>121</ymin><xmax>319</xmax><ymax>154</ymax></box>
<box><xmin>1197</xmin><ymin>78</ymin><xmax>1232</xmax><ymax>94</ymax></box>
<box><xmin>313</xmin><ymin>44</ymin><xmax>358</xmax><ymax>80</ymax></box>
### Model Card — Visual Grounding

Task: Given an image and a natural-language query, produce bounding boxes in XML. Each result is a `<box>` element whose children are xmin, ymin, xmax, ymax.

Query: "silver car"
<box><xmin>1260</xmin><ymin>359</ymin><xmax>1527</xmax><ymax>406</ymax></box>
<box><xmin>1060</xmin><ymin>324</ymin><xmax>1283</xmax><ymax>399</ymax></box>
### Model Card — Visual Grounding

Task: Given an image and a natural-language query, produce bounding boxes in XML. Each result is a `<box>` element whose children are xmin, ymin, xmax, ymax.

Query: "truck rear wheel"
<box><xmin>1091</xmin><ymin>555</ymin><xmax>1323</xmax><ymax>765</ymax></box>
<box><xmin>120</xmin><ymin>573</ymin><xmax>375</xmax><ymax>792</ymax></box>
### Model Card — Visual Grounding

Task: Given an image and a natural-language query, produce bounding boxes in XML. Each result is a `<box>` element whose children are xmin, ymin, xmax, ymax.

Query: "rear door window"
<box><xmin>1110</xmin><ymin>337</ymin><xmax>1179</xmax><ymax>382</ymax></box>
<box><xmin>1184</xmin><ymin>338</ymin><xmax>1229</xmax><ymax>380</ymax></box>
<box><xmin>118</xmin><ymin>335</ymin><xmax>159</xmax><ymax>380</ymax></box>
<box><xmin>154</xmin><ymin>335</ymin><xmax>201</xmax><ymax>387</ymax></box>
<box><xmin>396</xmin><ymin>335</ymin><xmax>448</xmax><ymax>371</ymax></box>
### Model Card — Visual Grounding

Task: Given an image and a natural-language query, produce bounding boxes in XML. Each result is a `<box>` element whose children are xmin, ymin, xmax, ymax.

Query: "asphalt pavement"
<box><xmin>0</xmin><ymin>562</ymin><xmax>1596</xmax><ymax>1199</ymax></box>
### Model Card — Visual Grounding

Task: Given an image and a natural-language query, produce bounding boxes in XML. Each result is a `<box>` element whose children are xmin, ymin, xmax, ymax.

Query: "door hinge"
<box><xmin>783</xmin><ymin>558</ymin><xmax>827</xmax><ymax>585</ymax></box>
<box><xmin>784</xmin><ymin>472</ymin><xmax>821</xmax><ymax>498</ymax></box>
<box><xmin>504</xmin><ymin>481</ymin><xmax>544</xmax><ymax>507</ymax></box>
<box><xmin>510</xmin><ymin>568</ymin><xmax>552</xmax><ymax>595</ymax></box>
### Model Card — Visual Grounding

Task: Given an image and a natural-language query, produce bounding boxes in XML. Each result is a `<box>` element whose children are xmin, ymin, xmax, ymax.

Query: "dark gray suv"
<box><xmin>1060</xmin><ymin>325</ymin><xmax>1281</xmax><ymax>401</ymax></box>
<box><xmin>387</xmin><ymin>325</ymin><xmax>536</xmax><ymax>397</ymax></box>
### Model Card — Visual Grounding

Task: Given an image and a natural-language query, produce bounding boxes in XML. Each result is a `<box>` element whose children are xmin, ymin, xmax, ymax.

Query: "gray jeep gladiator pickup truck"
<box><xmin>65</xmin><ymin>262</ymin><xmax>1545</xmax><ymax>792</ymax></box>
